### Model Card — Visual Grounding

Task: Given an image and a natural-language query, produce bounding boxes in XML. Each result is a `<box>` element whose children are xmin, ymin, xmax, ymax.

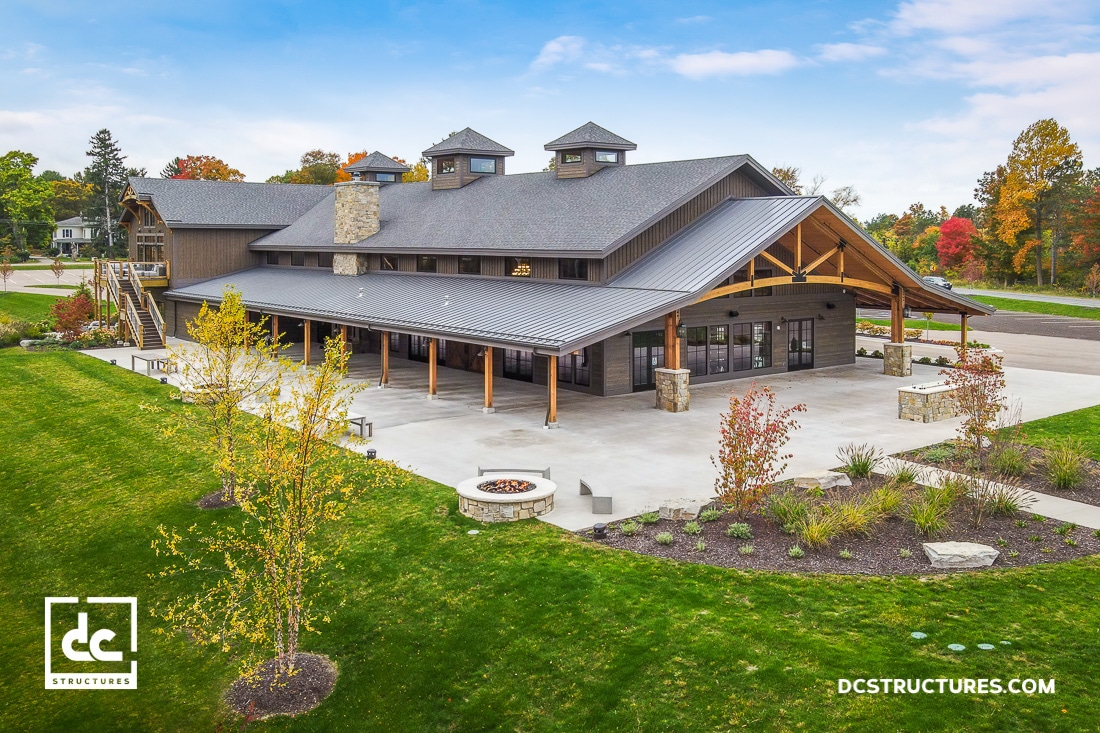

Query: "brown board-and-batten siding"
<box><xmin>167</xmin><ymin>229</ymin><xmax>271</xmax><ymax>288</ymax></box>
<box><xmin>604</xmin><ymin>171</ymin><xmax>766</xmax><ymax>279</ymax></box>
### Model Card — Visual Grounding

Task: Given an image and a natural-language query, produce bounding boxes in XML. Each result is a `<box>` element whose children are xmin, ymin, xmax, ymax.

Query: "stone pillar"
<box><xmin>883</xmin><ymin>342</ymin><xmax>911</xmax><ymax>377</ymax></box>
<box><xmin>332</xmin><ymin>252</ymin><xmax>370</xmax><ymax>276</ymax></box>
<box><xmin>655</xmin><ymin>368</ymin><xmax>690</xmax><ymax>412</ymax></box>
<box><xmin>333</xmin><ymin>181</ymin><xmax>380</xmax><ymax>244</ymax></box>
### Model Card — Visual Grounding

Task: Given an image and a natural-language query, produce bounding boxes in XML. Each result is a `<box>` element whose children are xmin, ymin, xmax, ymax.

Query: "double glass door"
<box><xmin>632</xmin><ymin>331</ymin><xmax>665</xmax><ymax>391</ymax></box>
<box><xmin>787</xmin><ymin>319</ymin><xmax>814</xmax><ymax>370</ymax></box>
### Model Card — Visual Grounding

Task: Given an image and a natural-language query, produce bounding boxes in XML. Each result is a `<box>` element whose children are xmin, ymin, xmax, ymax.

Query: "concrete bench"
<box><xmin>347</xmin><ymin>413</ymin><xmax>373</xmax><ymax>438</ymax></box>
<box><xmin>580</xmin><ymin>479</ymin><xmax>613</xmax><ymax>514</ymax></box>
<box><xmin>131</xmin><ymin>353</ymin><xmax>168</xmax><ymax>376</ymax></box>
<box><xmin>478</xmin><ymin>466</ymin><xmax>551</xmax><ymax>479</ymax></box>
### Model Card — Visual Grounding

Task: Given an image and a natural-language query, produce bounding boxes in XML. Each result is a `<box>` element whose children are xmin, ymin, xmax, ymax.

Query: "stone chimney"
<box><xmin>334</xmin><ymin>180</ymin><xmax>380</xmax><ymax>244</ymax></box>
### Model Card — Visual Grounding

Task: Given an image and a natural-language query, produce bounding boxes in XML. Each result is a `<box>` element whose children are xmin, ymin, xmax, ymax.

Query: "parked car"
<box><xmin>923</xmin><ymin>275</ymin><xmax>952</xmax><ymax>290</ymax></box>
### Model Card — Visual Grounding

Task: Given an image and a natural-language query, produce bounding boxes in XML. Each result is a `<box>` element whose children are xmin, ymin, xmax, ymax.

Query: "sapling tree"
<box><xmin>0</xmin><ymin>247</ymin><xmax>12</xmax><ymax>292</ymax></box>
<box><xmin>50</xmin><ymin>256</ymin><xmax>65</xmax><ymax>283</ymax></box>
<box><xmin>942</xmin><ymin>345</ymin><xmax>1006</xmax><ymax>475</ymax></box>
<box><xmin>154</xmin><ymin>337</ymin><xmax>401</xmax><ymax>679</ymax></box>
<box><xmin>712</xmin><ymin>382</ymin><xmax>806</xmax><ymax>518</ymax></box>
<box><xmin>166</xmin><ymin>286</ymin><xmax>281</xmax><ymax>503</ymax></box>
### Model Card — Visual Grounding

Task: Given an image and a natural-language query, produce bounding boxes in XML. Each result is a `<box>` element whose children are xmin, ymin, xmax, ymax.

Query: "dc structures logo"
<box><xmin>44</xmin><ymin>597</ymin><xmax>137</xmax><ymax>689</ymax></box>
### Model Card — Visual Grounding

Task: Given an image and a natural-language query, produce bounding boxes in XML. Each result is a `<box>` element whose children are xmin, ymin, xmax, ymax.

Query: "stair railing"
<box><xmin>144</xmin><ymin>292</ymin><xmax>166</xmax><ymax>347</ymax></box>
<box><xmin>123</xmin><ymin>293</ymin><xmax>145</xmax><ymax>350</ymax></box>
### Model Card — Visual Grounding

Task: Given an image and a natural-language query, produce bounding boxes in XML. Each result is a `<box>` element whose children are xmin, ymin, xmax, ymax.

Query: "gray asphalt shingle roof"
<box><xmin>421</xmin><ymin>128</ymin><xmax>515</xmax><ymax>158</ymax></box>
<box><xmin>253</xmin><ymin>156</ymin><xmax>762</xmax><ymax>254</ymax></box>
<box><xmin>126</xmin><ymin>177</ymin><xmax>332</xmax><ymax>229</ymax></box>
<box><xmin>167</xmin><ymin>268</ymin><xmax>684</xmax><ymax>354</ymax></box>
<box><xmin>55</xmin><ymin>216</ymin><xmax>85</xmax><ymax>226</ymax></box>
<box><xmin>343</xmin><ymin>152</ymin><xmax>411</xmax><ymax>173</ymax></box>
<box><xmin>544</xmin><ymin>122</ymin><xmax>637</xmax><ymax>151</ymax></box>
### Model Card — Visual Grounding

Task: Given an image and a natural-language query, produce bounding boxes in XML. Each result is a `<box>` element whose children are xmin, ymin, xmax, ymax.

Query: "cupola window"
<box><xmin>594</xmin><ymin>150</ymin><xmax>619</xmax><ymax>163</ymax></box>
<box><xmin>469</xmin><ymin>157</ymin><xmax>497</xmax><ymax>174</ymax></box>
<box><xmin>437</xmin><ymin>158</ymin><xmax>456</xmax><ymax>175</ymax></box>
<box><xmin>376</xmin><ymin>172</ymin><xmax>396</xmax><ymax>182</ymax></box>
<box><xmin>562</xmin><ymin>150</ymin><xmax>583</xmax><ymax>164</ymax></box>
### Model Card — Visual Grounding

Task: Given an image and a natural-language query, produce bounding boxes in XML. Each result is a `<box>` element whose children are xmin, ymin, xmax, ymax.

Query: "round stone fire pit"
<box><xmin>456</xmin><ymin>474</ymin><xmax>556</xmax><ymax>523</ymax></box>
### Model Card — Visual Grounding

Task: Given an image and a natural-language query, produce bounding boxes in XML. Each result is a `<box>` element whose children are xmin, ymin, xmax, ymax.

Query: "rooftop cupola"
<box><xmin>343</xmin><ymin>151</ymin><xmax>411</xmax><ymax>184</ymax></box>
<box><xmin>544</xmin><ymin>121</ymin><xmax>636</xmax><ymax>179</ymax></box>
<box><xmin>422</xmin><ymin>127</ymin><xmax>514</xmax><ymax>190</ymax></box>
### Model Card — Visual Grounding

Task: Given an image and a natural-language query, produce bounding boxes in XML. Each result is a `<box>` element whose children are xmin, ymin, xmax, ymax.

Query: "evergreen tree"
<box><xmin>83</xmin><ymin>129</ymin><xmax>130</xmax><ymax>257</ymax></box>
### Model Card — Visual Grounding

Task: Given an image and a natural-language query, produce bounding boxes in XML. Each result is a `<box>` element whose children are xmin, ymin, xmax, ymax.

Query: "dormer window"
<box><xmin>459</xmin><ymin>256</ymin><xmax>482</xmax><ymax>274</ymax></box>
<box><xmin>376</xmin><ymin>172</ymin><xmax>396</xmax><ymax>182</ymax></box>
<box><xmin>437</xmin><ymin>158</ymin><xmax>456</xmax><ymax>175</ymax></box>
<box><xmin>559</xmin><ymin>259</ymin><xmax>588</xmax><ymax>280</ymax></box>
<box><xmin>562</xmin><ymin>150</ymin><xmax>583</xmax><ymax>164</ymax></box>
<box><xmin>595</xmin><ymin>150</ymin><xmax>619</xmax><ymax>164</ymax></box>
<box><xmin>469</xmin><ymin>157</ymin><xmax>497</xmax><ymax>174</ymax></box>
<box><xmin>380</xmin><ymin>255</ymin><xmax>397</xmax><ymax>271</ymax></box>
<box><xmin>417</xmin><ymin>255</ymin><xmax>438</xmax><ymax>273</ymax></box>
<box><xmin>506</xmin><ymin>257</ymin><xmax>531</xmax><ymax>277</ymax></box>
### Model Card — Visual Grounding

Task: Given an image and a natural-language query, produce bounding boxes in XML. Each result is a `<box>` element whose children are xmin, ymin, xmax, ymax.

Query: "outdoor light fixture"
<box><xmin>818</xmin><ymin>314</ymin><xmax>826</xmax><ymax>321</ymax></box>
<box><xmin>593</xmin><ymin>523</ymin><xmax>608</xmax><ymax>539</ymax></box>
<box><xmin>477</xmin><ymin>348</ymin><xmax>486</xmax><ymax>357</ymax></box>
<box><xmin>780</xmin><ymin>316</ymin><xmax>787</xmax><ymax>324</ymax></box>
<box><xmin>366</xmin><ymin>449</ymin><xmax>377</xmax><ymax>460</ymax></box>
<box><xmin>160</xmin><ymin>377</ymin><xmax>168</xmax><ymax>384</ymax></box>
<box><xmin>826</xmin><ymin>302</ymin><xmax>836</xmax><ymax>310</ymax></box>
<box><xmin>676</xmin><ymin>320</ymin><xmax>687</xmax><ymax>339</ymax></box>
<box><xmin>109</xmin><ymin>359</ymin><xmax>116</xmax><ymax>365</ymax></box>
<box><xmin>728</xmin><ymin>310</ymin><xmax>739</xmax><ymax>319</ymax></box>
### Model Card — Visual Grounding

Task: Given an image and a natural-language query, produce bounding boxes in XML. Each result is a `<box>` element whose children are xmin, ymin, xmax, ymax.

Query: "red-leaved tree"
<box><xmin>712</xmin><ymin>382</ymin><xmax>806</xmax><ymax>518</ymax></box>
<box><xmin>936</xmin><ymin>217</ymin><xmax>979</xmax><ymax>269</ymax></box>
<box><xmin>942</xmin><ymin>346</ymin><xmax>1006</xmax><ymax>473</ymax></box>
<box><xmin>50</xmin><ymin>291</ymin><xmax>95</xmax><ymax>340</ymax></box>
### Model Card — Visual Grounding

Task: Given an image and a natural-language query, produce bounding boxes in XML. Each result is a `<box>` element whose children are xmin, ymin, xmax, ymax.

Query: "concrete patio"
<box><xmin>83</xmin><ymin>340</ymin><xmax>1100</xmax><ymax>531</ymax></box>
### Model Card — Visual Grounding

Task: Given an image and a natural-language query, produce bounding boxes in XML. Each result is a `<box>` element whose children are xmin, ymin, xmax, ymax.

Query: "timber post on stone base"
<box><xmin>379</xmin><ymin>331</ymin><xmax>390</xmax><ymax>387</ymax></box>
<box><xmin>960</xmin><ymin>314</ymin><xmax>969</xmax><ymax>362</ymax></box>
<box><xmin>303</xmin><ymin>319</ymin><xmax>311</xmax><ymax>365</ymax></box>
<box><xmin>883</xmin><ymin>343</ymin><xmax>912</xmax><ymax>377</ymax></box>
<box><xmin>483</xmin><ymin>346</ymin><xmax>494</xmax><ymax>413</ymax></box>
<box><xmin>545</xmin><ymin>355</ymin><xmax>558</xmax><ymax>428</ymax></box>
<box><xmin>271</xmin><ymin>315</ymin><xmax>279</xmax><ymax>355</ymax></box>
<box><xmin>427</xmin><ymin>338</ymin><xmax>439</xmax><ymax>399</ymax></box>
<box><xmin>655</xmin><ymin>368</ymin><xmax>690</xmax><ymax>412</ymax></box>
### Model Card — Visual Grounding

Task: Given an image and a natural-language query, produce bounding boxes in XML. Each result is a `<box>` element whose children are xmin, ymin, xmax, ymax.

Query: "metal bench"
<box><xmin>477</xmin><ymin>466</ymin><xmax>551</xmax><ymax>479</ymax></box>
<box><xmin>346</xmin><ymin>413</ymin><xmax>373</xmax><ymax>438</ymax></box>
<box><xmin>580</xmin><ymin>479</ymin><xmax>612</xmax><ymax>514</ymax></box>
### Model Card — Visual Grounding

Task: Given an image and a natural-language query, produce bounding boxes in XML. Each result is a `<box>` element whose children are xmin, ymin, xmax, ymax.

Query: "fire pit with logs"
<box><xmin>456</xmin><ymin>473</ymin><xmax>557</xmax><ymax>522</ymax></box>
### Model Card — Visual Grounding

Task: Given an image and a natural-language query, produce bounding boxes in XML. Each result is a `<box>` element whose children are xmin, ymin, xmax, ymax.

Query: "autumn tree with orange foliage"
<box><xmin>162</xmin><ymin>155</ymin><xmax>245</xmax><ymax>182</ymax></box>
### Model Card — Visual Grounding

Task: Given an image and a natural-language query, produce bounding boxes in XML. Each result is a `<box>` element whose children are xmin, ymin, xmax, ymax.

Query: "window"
<box><xmin>733</xmin><ymin>265</ymin><xmax>773</xmax><ymax>298</ymax></box>
<box><xmin>376</xmin><ymin>172</ymin><xmax>396</xmax><ymax>182</ymax></box>
<box><xmin>291</xmin><ymin>251</ymin><xmax>305</xmax><ymax>267</ymax></box>
<box><xmin>684</xmin><ymin>325</ymin><xmax>729</xmax><ymax>377</ymax></box>
<box><xmin>562</xmin><ymin>150</ymin><xmax>583</xmax><ymax>164</ymax></box>
<box><xmin>506</xmin><ymin>257</ymin><xmax>531</xmax><ymax>277</ymax></box>
<box><xmin>595</xmin><ymin>150</ymin><xmax>618</xmax><ymax>163</ymax></box>
<box><xmin>266</xmin><ymin>251</ymin><xmax>280</xmax><ymax>265</ymax></box>
<box><xmin>470</xmin><ymin>157</ymin><xmax>496</xmax><ymax>174</ymax></box>
<box><xmin>318</xmin><ymin>252</ymin><xmax>334</xmax><ymax>268</ymax></box>
<box><xmin>437</xmin><ymin>158</ymin><xmax>456</xmax><ymax>175</ymax></box>
<box><xmin>62</xmin><ymin>228</ymin><xmax>73</xmax><ymax>238</ymax></box>
<box><xmin>752</xmin><ymin>322</ymin><xmax>772</xmax><ymax>369</ymax></box>
<box><xmin>708</xmin><ymin>325</ymin><xmax>729</xmax><ymax>374</ymax></box>
<box><xmin>558</xmin><ymin>258</ymin><xmax>588</xmax><ymax>280</ymax></box>
<box><xmin>459</xmin><ymin>256</ymin><xmax>482</xmax><ymax>275</ymax></box>
<box><xmin>503</xmin><ymin>349</ymin><xmax>533</xmax><ymax>382</ymax></box>
<box><xmin>141</xmin><ymin>208</ymin><xmax>156</xmax><ymax>228</ymax></box>
<box><xmin>685</xmin><ymin>327</ymin><xmax>708</xmax><ymax>377</ymax></box>
<box><xmin>409</xmin><ymin>335</ymin><xmax>430</xmax><ymax>362</ymax></box>
<box><xmin>731</xmin><ymin>324</ymin><xmax>752</xmax><ymax>371</ymax></box>
<box><xmin>380</xmin><ymin>255</ymin><xmax>397</xmax><ymax>271</ymax></box>
<box><xmin>417</xmin><ymin>255</ymin><xmax>438</xmax><ymax>273</ymax></box>
<box><xmin>557</xmin><ymin>348</ymin><xmax>590</xmax><ymax>386</ymax></box>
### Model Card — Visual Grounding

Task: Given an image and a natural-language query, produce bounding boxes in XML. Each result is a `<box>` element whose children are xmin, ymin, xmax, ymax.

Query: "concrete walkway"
<box><xmin>956</xmin><ymin>288</ymin><xmax>1100</xmax><ymax>309</ymax></box>
<box><xmin>880</xmin><ymin>458</ymin><xmax>1100</xmax><ymax>530</ymax></box>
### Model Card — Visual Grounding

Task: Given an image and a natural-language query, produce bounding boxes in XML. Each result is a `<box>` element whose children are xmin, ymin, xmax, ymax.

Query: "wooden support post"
<box><xmin>664</xmin><ymin>312</ymin><xmax>681</xmax><ymax>370</ymax></box>
<box><xmin>546</xmin><ymin>355</ymin><xmax>558</xmax><ymax>428</ymax></box>
<box><xmin>340</xmin><ymin>324</ymin><xmax>348</xmax><ymax>353</ymax></box>
<box><xmin>271</xmin><ymin>315</ymin><xmax>279</xmax><ymax>355</ymax></box>
<box><xmin>796</xmin><ymin>223</ymin><xmax>802</xmax><ymax>272</ymax></box>
<box><xmin>838</xmin><ymin>245</ymin><xmax>845</xmax><ymax>280</ymax></box>
<box><xmin>303</xmin><ymin>319</ymin><xmax>311</xmax><ymax>365</ymax></box>
<box><xmin>749</xmin><ymin>257</ymin><xmax>756</xmax><ymax>285</ymax></box>
<box><xmin>960</xmin><ymin>314</ymin><xmax>969</xmax><ymax>362</ymax></box>
<box><xmin>483</xmin><ymin>346</ymin><xmax>494</xmax><ymax>412</ymax></box>
<box><xmin>890</xmin><ymin>288</ymin><xmax>906</xmax><ymax>343</ymax></box>
<box><xmin>380</xmin><ymin>331</ymin><xmax>390</xmax><ymax>386</ymax></box>
<box><xmin>428</xmin><ymin>338</ymin><xmax>438</xmax><ymax>397</ymax></box>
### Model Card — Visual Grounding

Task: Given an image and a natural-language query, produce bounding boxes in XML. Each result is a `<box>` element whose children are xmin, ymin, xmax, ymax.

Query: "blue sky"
<box><xmin>2</xmin><ymin>0</ymin><xmax>1098</xmax><ymax>218</ymax></box>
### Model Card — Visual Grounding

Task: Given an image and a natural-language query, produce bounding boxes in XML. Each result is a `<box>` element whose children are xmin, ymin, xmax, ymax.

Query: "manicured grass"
<box><xmin>27</xmin><ymin>284</ymin><xmax>79</xmax><ymax>290</ymax></box>
<box><xmin>1</xmin><ymin>350</ymin><xmax>1098</xmax><ymax>731</ymax></box>
<box><xmin>969</xmin><ymin>295</ymin><xmax>1100</xmax><ymax>321</ymax></box>
<box><xmin>1020</xmin><ymin>405</ymin><xmax>1100</xmax><ymax>460</ymax></box>
<box><xmin>862</xmin><ymin>317</ymin><xmax>960</xmax><ymax>332</ymax></box>
<box><xmin>10</xmin><ymin>263</ymin><xmax>94</xmax><ymax>270</ymax></box>
<box><xmin>0</xmin><ymin>292</ymin><xmax>61</xmax><ymax>321</ymax></box>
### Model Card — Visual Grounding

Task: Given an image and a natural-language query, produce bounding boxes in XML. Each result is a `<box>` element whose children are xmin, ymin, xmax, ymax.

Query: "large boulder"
<box><xmin>922</xmin><ymin>541</ymin><xmax>1000</xmax><ymax>569</ymax></box>
<box><xmin>795</xmin><ymin>470</ymin><xmax>852</xmax><ymax>491</ymax></box>
<box><xmin>659</xmin><ymin>499</ymin><xmax>704</xmax><ymax>521</ymax></box>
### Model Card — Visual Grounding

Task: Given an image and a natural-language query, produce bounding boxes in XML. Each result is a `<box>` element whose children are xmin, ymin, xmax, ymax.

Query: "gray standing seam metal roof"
<box><xmin>167</xmin><ymin>268</ymin><xmax>684</xmax><ymax>354</ymax></box>
<box><xmin>252</xmin><ymin>156</ymin><xmax>767</xmax><ymax>254</ymax></box>
<box><xmin>544</xmin><ymin>122</ymin><xmax>637</xmax><ymax>151</ymax></box>
<box><xmin>126</xmin><ymin>177</ymin><xmax>332</xmax><ymax>229</ymax></box>
<box><xmin>343</xmin><ymin>152</ymin><xmax>411</xmax><ymax>173</ymax></box>
<box><xmin>422</xmin><ymin>128</ymin><xmax>515</xmax><ymax>158</ymax></box>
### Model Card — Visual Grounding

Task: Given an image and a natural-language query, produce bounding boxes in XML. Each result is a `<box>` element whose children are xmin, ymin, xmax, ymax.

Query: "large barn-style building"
<box><xmin>106</xmin><ymin>122</ymin><xmax>992</xmax><ymax>425</ymax></box>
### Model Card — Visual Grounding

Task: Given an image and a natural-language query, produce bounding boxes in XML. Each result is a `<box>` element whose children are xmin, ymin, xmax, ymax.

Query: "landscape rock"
<box><xmin>659</xmin><ymin>499</ymin><xmax>703</xmax><ymax>521</ymax></box>
<box><xmin>922</xmin><ymin>541</ymin><xmax>1000</xmax><ymax>569</ymax></box>
<box><xmin>794</xmin><ymin>470</ymin><xmax>852</xmax><ymax>491</ymax></box>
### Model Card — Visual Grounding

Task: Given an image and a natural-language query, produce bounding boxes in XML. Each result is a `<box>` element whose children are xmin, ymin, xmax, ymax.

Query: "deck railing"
<box><xmin>144</xmin><ymin>292</ymin><xmax>165</xmax><ymax>346</ymax></box>
<box><xmin>122</xmin><ymin>293</ymin><xmax>145</xmax><ymax>349</ymax></box>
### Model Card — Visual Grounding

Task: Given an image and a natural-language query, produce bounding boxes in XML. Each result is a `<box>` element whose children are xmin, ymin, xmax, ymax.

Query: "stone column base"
<box><xmin>883</xmin><ymin>343</ymin><xmax>912</xmax><ymax>377</ymax></box>
<box><xmin>655</xmin><ymin>368</ymin><xmax>690</xmax><ymax>412</ymax></box>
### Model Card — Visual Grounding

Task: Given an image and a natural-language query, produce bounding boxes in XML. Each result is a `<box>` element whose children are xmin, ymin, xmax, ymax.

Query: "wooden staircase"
<box><xmin>96</xmin><ymin>260</ymin><xmax>167</xmax><ymax>350</ymax></box>
<box><xmin>118</xmin><ymin>277</ymin><xmax>164</xmax><ymax>350</ymax></box>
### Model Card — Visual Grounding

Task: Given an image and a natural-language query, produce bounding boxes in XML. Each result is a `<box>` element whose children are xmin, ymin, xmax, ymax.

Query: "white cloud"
<box><xmin>890</xmin><ymin>0</ymin><xmax>1087</xmax><ymax>34</ymax></box>
<box><xmin>670</xmin><ymin>49</ymin><xmax>800</xmax><ymax>79</ymax></box>
<box><xmin>530</xmin><ymin>36</ymin><xmax>586</xmax><ymax>70</ymax></box>
<box><xmin>675</xmin><ymin>16</ymin><xmax>711</xmax><ymax>25</ymax></box>
<box><xmin>816</xmin><ymin>43</ymin><xmax>887</xmax><ymax>63</ymax></box>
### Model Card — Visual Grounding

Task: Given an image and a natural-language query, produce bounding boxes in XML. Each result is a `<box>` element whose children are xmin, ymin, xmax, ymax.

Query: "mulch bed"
<box><xmin>589</xmin><ymin>479</ymin><xmax>1100</xmax><ymax>575</ymax></box>
<box><xmin>225</xmin><ymin>653</ymin><xmax>337</xmax><ymax>720</ymax></box>
<box><xmin>898</xmin><ymin>443</ymin><xmax>1100</xmax><ymax>508</ymax></box>
<box><xmin>197</xmin><ymin>489</ymin><xmax>237</xmax><ymax>509</ymax></box>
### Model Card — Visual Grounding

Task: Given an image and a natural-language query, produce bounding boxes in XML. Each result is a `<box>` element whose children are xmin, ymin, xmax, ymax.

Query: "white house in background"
<box><xmin>52</xmin><ymin>216</ymin><xmax>94</xmax><ymax>257</ymax></box>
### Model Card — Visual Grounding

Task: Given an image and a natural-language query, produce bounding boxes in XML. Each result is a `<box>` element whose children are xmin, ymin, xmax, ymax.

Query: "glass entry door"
<box><xmin>787</xmin><ymin>319</ymin><xmax>814</xmax><ymax>371</ymax></box>
<box><xmin>632</xmin><ymin>331</ymin><xmax>665</xmax><ymax>391</ymax></box>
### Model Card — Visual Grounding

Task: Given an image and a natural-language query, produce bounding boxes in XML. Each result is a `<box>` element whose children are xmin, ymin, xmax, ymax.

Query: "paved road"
<box><xmin>858</xmin><ymin>308</ymin><xmax>1100</xmax><ymax>342</ymax></box>
<box><xmin>3</xmin><ymin>267</ymin><xmax>90</xmax><ymax>295</ymax></box>
<box><xmin>955</xmin><ymin>287</ymin><xmax>1100</xmax><ymax>309</ymax></box>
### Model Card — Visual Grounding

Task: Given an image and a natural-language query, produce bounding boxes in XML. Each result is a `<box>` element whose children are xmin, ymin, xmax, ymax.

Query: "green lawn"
<box><xmin>969</xmin><ymin>295</ymin><xmax>1100</xmax><ymax>321</ymax></box>
<box><xmin>2</xmin><ymin>351</ymin><xmax>1099</xmax><ymax>731</ymax></box>
<box><xmin>0</xmin><ymin>292</ymin><xmax>62</xmax><ymax>321</ymax></box>
<box><xmin>861</xmin><ymin>317</ymin><xmax>960</xmax><ymax>332</ymax></box>
<box><xmin>10</xmin><ymin>263</ymin><xmax>95</xmax><ymax>270</ymax></box>
<box><xmin>26</xmin><ymin>284</ymin><xmax>79</xmax><ymax>290</ymax></box>
<box><xmin>1020</xmin><ymin>405</ymin><xmax>1100</xmax><ymax>460</ymax></box>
